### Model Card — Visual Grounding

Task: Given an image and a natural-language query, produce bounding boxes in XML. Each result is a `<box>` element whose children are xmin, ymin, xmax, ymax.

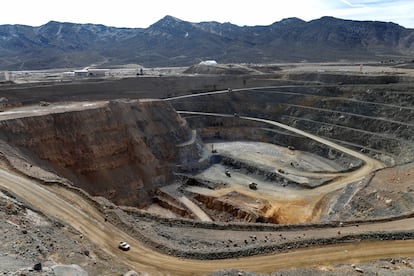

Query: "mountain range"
<box><xmin>0</xmin><ymin>15</ymin><xmax>413</xmax><ymax>70</ymax></box>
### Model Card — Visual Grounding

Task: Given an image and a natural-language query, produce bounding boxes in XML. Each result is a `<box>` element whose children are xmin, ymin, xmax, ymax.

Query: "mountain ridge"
<box><xmin>0</xmin><ymin>15</ymin><xmax>413</xmax><ymax>70</ymax></box>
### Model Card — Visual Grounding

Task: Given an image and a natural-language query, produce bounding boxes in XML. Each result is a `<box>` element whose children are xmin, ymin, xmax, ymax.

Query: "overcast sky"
<box><xmin>2</xmin><ymin>0</ymin><xmax>412</xmax><ymax>28</ymax></box>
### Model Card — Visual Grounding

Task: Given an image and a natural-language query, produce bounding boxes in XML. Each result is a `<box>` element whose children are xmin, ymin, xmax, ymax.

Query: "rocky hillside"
<box><xmin>0</xmin><ymin>99</ymin><xmax>205</xmax><ymax>207</ymax></box>
<box><xmin>1</xmin><ymin>16</ymin><xmax>414</xmax><ymax>69</ymax></box>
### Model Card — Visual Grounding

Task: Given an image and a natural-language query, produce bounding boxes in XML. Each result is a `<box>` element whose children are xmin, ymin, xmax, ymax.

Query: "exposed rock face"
<box><xmin>0</xmin><ymin>99</ymin><xmax>204</xmax><ymax>207</ymax></box>
<box><xmin>327</xmin><ymin>162</ymin><xmax>414</xmax><ymax>221</ymax></box>
<box><xmin>194</xmin><ymin>192</ymin><xmax>272</xmax><ymax>223</ymax></box>
<box><xmin>170</xmin><ymin>82</ymin><xmax>414</xmax><ymax>165</ymax></box>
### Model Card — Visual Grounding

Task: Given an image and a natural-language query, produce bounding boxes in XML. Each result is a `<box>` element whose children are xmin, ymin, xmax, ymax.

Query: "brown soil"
<box><xmin>0</xmin><ymin>64</ymin><xmax>413</xmax><ymax>275</ymax></box>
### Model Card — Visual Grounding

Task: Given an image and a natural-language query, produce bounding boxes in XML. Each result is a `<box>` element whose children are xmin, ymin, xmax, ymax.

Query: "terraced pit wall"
<box><xmin>170</xmin><ymin>78</ymin><xmax>414</xmax><ymax>165</ymax></box>
<box><xmin>184</xmin><ymin>116</ymin><xmax>361</xmax><ymax>170</ymax></box>
<box><xmin>0</xmin><ymin>99</ymin><xmax>205</xmax><ymax>207</ymax></box>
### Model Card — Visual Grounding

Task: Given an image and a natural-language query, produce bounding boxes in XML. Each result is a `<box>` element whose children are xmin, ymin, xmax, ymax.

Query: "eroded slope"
<box><xmin>0</xmin><ymin>99</ymin><xmax>205</xmax><ymax>206</ymax></box>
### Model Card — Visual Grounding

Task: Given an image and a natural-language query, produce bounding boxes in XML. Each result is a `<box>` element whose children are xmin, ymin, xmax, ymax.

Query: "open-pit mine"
<box><xmin>0</xmin><ymin>63</ymin><xmax>413</xmax><ymax>275</ymax></box>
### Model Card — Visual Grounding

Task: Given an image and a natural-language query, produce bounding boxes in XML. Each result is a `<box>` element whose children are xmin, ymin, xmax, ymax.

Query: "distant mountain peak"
<box><xmin>45</xmin><ymin>20</ymin><xmax>61</xmax><ymax>25</ymax></box>
<box><xmin>319</xmin><ymin>16</ymin><xmax>339</xmax><ymax>20</ymax></box>
<box><xmin>271</xmin><ymin>17</ymin><xmax>306</xmax><ymax>28</ymax></box>
<box><xmin>278</xmin><ymin>17</ymin><xmax>305</xmax><ymax>25</ymax></box>
<box><xmin>147</xmin><ymin>15</ymin><xmax>196</xmax><ymax>37</ymax></box>
<box><xmin>151</xmin><ymin>15</ymin><xmax>185</xmax><ymax>27</ymax></box>
<box><xmin>162</xmin><ymin>15</ymin><xmax>182</xmax><ymax>22</ymax></box>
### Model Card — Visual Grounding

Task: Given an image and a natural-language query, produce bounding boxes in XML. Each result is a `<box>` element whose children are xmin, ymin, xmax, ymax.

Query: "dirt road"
<box><xmin>178</xmin><ymin>111</ymin><xmax>385</xmax><ymax>222</ymax></box>
<box><xmin>0</xmin><ymin>168</ymin><xmax>413</xmax><ymax>275</ymax></box>
<box><xmin>0</xmin><ymin>101</ymin><xmax>107</xmax><ymax>121</ymax></box>
<box><xmin>0</xmin><ymin>106</ymin><xmax>411</xmax><ymax>275</ymax></box>
<box><xmin>179</xmin><ymin>112</ymin><xmax>385</xmax><ymax>183</ymax></box>
<box><xmin>0</xmin><ymin>100</ymin><xmax>410</xmax><ymax>274</ymax></box>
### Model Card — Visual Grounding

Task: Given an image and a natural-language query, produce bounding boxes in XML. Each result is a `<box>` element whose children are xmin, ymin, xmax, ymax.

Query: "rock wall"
<box><xmin>170</xmin><ymin>82</ymin><xmax>414</xmax><ymax>165</ymax></box>
<box><xmin>0</xmin><ymin>99</ymin><xmax>204</xmax><ymax>207</ymax></box>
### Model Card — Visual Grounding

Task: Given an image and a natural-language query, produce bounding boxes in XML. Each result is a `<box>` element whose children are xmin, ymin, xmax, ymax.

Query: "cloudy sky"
<box><xmin>2</xmin><ymin>0</ymin><xmax>412</xmax><ymax>28</ymax></box>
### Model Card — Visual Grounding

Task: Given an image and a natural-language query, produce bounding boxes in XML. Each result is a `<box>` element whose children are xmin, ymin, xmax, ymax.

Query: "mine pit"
<box><xmin>1</xmin><ymin>68</ymin><xmax>414</xmax><ymax>275</ymax></box>
<box><xmin>0</xmin><ymin>80</ymin><xmax>404</xmax><ymax>226</ymax></box>
<box><xmin>0</xmin><ymin>71</ymin><xmax>412</xmax><ymax>229</ymax></box>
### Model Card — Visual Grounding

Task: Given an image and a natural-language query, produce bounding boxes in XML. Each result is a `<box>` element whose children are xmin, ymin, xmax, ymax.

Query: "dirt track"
<box><xmin>178</xmin><ymin>111</ymin><xmax>385</xmax><ymax>223</ymax></box>
<box><xmin>0</xmin><ymin>108</ymin><xmax>411</xmax><ymax>274</ymax></box>
<box><xmin>0</xmin><ymin>77</ymin><xmax>412</xmax><ymax>274</ymax></box>
<box><xmin>1</xmin><ymin>167</ymin><xmax>414</xmax><ymax>275</ymax></box>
